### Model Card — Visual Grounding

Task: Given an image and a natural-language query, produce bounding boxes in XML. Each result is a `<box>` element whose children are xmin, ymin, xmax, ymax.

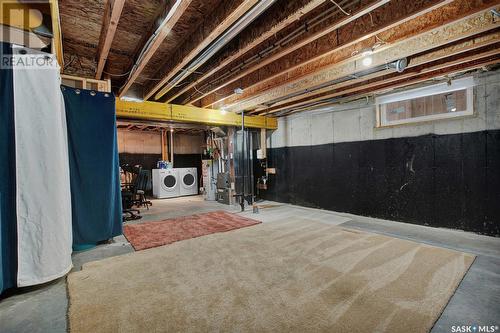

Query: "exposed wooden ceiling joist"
<box><xmin>49</xmin><ymin>0</ymin><xmax>64</xmax><ymax>66</ymax></box>
<box><xmin>117</xmin><ymin>120</ymin><xmax>210</xmax><ymax>133</ymax></box>
<box><xmin>261</xmin><ymin>38</ymin><xmax>500</xmax><ymax>115</ymax></box>
<box><xmin>95</xmin><ymin>0</ymin><xmax>125</xmax><ymax>79</ymax></box>
<box><xmin>60</xmin><ymin>0</ymin><xmax>166</xmax><ymax>80</ymax></box>
<box><xmin>59</xmin><ymin>0</ymin><xmax>106</xmax><ymax>77</ymax></box>
<box><xmin>143</xmin><ymin>0</ymin><xmax>259</xmax><ymax>101</ymax></box>
<box><xmin>163</xmin><ymin>0</ymin><xmax>334</xmax><ymax>103</ymax></box>
<box><xmin>200</xmin><ymin>0</ymin><xmax>453</xmax><ymax>109</ymax></box>
<box><xmin>253</xmin><ymin>30</ymin><xmax>500</xmax><ymax>115</ymax></box>
<box><xmin>215</xmin><ymin>1</ymin><xmax>499</xmax><ymax>112</ymax></box>
<box><xmin>59</xmin><ymin>0</ymin><xmax>500</xmax><ymax>119</ymax></box>
<box><xmin>118</xmin><ymin>0</ymin><xmax>193</xmax><ymax>97</ymax></box>
<box><xmin>183</xmin><ymin>0</ymin><xmax>391</xmax><ymax>106</ymax></box>
<box><xmin>279</xmin><ymin>54</ymin><xmax>500</xmax><ymax>117</ymax></box>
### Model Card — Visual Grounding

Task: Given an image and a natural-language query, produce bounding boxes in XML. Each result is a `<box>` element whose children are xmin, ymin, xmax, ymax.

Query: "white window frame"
<box><xmin>376</xmin><ymin>77</ymin><xmax>475</xmax><ymax>127</ymax></box>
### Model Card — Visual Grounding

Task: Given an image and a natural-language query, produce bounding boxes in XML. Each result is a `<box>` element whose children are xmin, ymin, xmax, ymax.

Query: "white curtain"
<box><xmin>12</xmin><ymin>47</ymin><xmax>72</xmax><ymax>286</ymax></box>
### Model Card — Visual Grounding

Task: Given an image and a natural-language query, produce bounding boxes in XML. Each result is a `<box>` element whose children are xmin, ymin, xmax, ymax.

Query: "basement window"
<box><xmin>376</xmin><ymin>77</ymin><xmax>474</xmax><ymax>127</ymax></box>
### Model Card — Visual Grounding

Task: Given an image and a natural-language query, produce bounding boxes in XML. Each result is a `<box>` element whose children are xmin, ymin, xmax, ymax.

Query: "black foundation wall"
<box><xmin>263</xmin><ymin>130</ymin><xmax>500</xmax><ymax>237</ymax></box>
<box><xmin>119</xmin><ymin>153</ymin><xmax>161</xmax><ymax>170</ymax></box>
<box><xmin>119</xmin><ymin>153</ymin><xmax>201</xmax><ymax>177</ymax></box>
<box><xmin>173</xmin><ymin>154</ymin><xmax>202</xmax><ymax>187</ymax></box>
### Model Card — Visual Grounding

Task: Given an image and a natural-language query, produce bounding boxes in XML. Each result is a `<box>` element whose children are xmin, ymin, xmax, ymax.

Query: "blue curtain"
<box><xmin>0</xmin><ymin>43</ymin><xmax>17</xmax><ymax>294</ymax></box>
<box><xmin>62</xmin><ymin>86</ymin><xmax>122</xmax><ymax>245</ymax></box>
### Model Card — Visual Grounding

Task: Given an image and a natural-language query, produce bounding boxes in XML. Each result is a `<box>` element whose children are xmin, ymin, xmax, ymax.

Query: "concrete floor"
<box><xmin>0</xmin><ymin>195</ymin><xmax>498</xmax><ymax>332</ymax></box>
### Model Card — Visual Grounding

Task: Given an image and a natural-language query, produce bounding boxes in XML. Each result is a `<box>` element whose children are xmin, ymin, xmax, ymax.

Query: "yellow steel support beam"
<box><xmin>115</xmin><ymin>99</ymin><xmax>278</xmax><ymax>130</ymax></box>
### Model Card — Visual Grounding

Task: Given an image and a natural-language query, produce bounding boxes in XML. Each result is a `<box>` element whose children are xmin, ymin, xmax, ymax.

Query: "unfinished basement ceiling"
<box><xmin>116</xmin><ymin>120</ymin><xmax>210</xmax><ymax>134</ymax></box>
<box><xmin>59</xmin><ymin>0</ymin><xmax>500</xmax><ymax>116</ymax></box>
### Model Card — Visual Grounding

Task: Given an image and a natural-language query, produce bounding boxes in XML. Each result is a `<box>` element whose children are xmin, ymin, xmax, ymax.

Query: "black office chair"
<box><xmin>121</xmin><ymin>164</ymin><xmax>142</xmax><ymax>221</ymax></box>
<box><xmin>135</xmin><ymin>169</ymin><xmax>152</xmax><ymax>210</ymax></box>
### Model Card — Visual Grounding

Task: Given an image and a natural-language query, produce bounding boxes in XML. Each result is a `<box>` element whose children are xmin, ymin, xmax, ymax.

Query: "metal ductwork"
<box><xmin>264</xmin><ymin>58</ymin><xmax>409</xmax><ymax>108</ymax></box>
<box><xmin>388</xmin><ymin>58</ymin><xmax>408</xmax><ymax>73</ymax></box>
<box><xmin>266</xmin><ymin>58</ymin><xmax>409</xmax><ymax>116</ymax></box>
<box><xmin>210</xmin><ymin>127</ymin><xmax>227</xmax><ymax>137</ymax></box>
<box><xmin>155</xmin><ymin>0</ymin><xmax>277</xmax><ymax>99</ymax></box>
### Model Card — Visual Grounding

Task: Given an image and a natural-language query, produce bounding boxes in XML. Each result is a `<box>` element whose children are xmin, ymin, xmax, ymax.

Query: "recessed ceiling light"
<box><xmin>362</xmin><ymin>56</ymin><xmax>373</xmax><ymax>67</ymax></box>
<box><xmin>360</xmin><ymin>47</ymin><xmax>373</xmax><ymax>67</ymax></box>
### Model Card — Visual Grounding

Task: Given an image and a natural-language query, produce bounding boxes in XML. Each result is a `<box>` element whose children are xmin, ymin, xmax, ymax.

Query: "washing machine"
<box><xmin>152</xmin><ymin>169</ymin><xmax>180</xmax><ymax>198</ymax></box>
<box><xmin>178</xmin><ymin>168</ymin><xmax>198</xmax><ymax>196</ymax></box>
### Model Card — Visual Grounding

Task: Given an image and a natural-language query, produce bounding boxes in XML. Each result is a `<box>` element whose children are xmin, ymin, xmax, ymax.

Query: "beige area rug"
<box><xmin>68</xmin><ymin>219</ymin><xmax>475</xmax><ymax>333</ymax></box>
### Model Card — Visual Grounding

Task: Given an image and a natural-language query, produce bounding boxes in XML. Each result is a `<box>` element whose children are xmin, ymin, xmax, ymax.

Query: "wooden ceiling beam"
<box><xmin>143</xmin><ymin>0</ymin><xmax>259</xmax><ymax>101</ymax></box>
<box><xmin>183</xmin><ymin>0</ymin><xmax>390</xmax><ymax>106</ymax></box>
<box><xmin>252</xmin><ymin>31</ymin><xmax>500</xmax><ymax>114</ymax></box>
<box><xmin>117</xmin><ymin>0</ymin><xmax>192</xmax><ymax>97</ymax></box>
<box><xmin>200</xmin><ymin>0</ymin><xmax>454</xmax><ymax>109</ymax></box>
<box><xmin>278</xmin><ymin>54</ymin><xmax>500</xmax><ymax>117</ymax></box>
<box><xmin>49</xmin><ymin>0</ymin><xmax>64</xmax><ymax>67</ymax></box>
<box><xmin>249</xmin><ymin>69</ymin><xmax>396</xmax><ymax>115</ymax></box>
<box><xmin>262</xmin><ymin>43</ymin><xmax>500</xmax><ymax>115</ymax></box>
<box><xmin>95</xmin><ymin>0</ymin><xmax>125</xmax><ymax>79</ymax></box>
<box><xmin>218</xmin><ymin>2</ymin><xmax>499</xmax><ymax>112</ymax></box>
<box><xmin>163</xmin><ymin>0</ymin><xmax>341</xmax><ymax>103</ymax></box>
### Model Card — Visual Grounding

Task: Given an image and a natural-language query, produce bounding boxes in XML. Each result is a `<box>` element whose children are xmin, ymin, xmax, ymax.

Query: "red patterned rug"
<box><xmin>123</xmin><ymin>211</ymin><xmax>261</xmax><ymax>251</ymax></box>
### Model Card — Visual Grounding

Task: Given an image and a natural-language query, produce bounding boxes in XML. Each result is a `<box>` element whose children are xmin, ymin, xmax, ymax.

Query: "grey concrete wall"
<box><xmin>268</xmin><ymin>70</ymin><xmax>500</xmax><ymax>148</ymax></box>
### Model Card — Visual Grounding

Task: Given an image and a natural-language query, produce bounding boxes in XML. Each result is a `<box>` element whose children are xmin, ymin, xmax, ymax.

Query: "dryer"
<box><xmin>178</xmin><ymin>168</ymin><xmax>198</xmax><ymax>196</ymax></box>
<box><xmin>152</xmin><ymin>169</ymin><xmax>180</xmax><ymax>198</ymax></box>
